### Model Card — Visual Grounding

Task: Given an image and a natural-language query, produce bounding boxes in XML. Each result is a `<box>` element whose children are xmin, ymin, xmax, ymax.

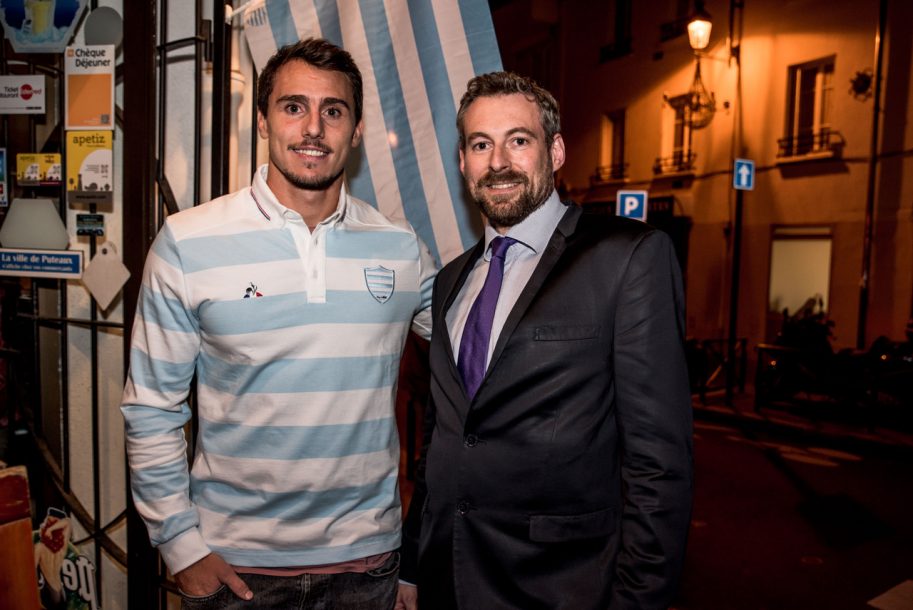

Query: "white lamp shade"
<box><xmin>688</xmin><ymin>18</ymin><xmax>712</xmax><ymax>50</ymax></box>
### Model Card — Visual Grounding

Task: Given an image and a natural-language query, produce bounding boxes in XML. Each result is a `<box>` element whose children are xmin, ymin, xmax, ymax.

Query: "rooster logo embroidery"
<box><xmin>243</xmin><ymin>282</ymin><xmax>263</xmax><ymax>298</ymax></box>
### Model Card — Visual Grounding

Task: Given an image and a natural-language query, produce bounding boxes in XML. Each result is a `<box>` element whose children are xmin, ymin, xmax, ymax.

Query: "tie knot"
<box><xmin>489</xmin><ymin>236</ymin><xmax>516</xmax><ymax>261</ymax></box>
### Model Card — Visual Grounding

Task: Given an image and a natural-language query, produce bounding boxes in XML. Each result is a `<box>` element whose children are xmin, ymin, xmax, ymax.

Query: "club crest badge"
<box><xmin>364</xmin><ymin>266</ymin><xmax>395</xmax><ymax>303</ymax></box>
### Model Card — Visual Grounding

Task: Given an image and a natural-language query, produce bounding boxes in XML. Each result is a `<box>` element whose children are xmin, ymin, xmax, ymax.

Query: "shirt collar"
<box><xmin>251</xmin><ymin>164</ymin><xmax>348</xmax><ymax>227</ymax></box>
<box><xmin>482</xmin><ymin>190</ymin><xmax>565</xmax><ymax>260</ymax></box>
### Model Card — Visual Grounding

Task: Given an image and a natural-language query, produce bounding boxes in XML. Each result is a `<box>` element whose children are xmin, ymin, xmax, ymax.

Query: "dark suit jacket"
<box><xmin>402</xmin><ymin>203</ymin><xmax>693</xmax><ymax>610</ymax></box>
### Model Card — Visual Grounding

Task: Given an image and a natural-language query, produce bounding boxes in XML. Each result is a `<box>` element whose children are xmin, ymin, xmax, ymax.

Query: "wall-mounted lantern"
<box><xmin>687</xmin><ymin>4</ymin><xmax>713</xmax><ymax>51</ymax></box>
<box><xmin>685</xmin><ymin>1</ymin><xmax>716</xmax><ymax>129</ymax></box>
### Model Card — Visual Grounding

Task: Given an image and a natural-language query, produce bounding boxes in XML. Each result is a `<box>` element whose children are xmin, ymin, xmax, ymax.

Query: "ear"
<box><xmin>257</xmin><ymin>111</ymin><xmax>269</xmax><ymax>140</ymax></box>
<box><xmin>350</xmin><ymin>118</ymin><xmax>365</xmax><ymax>148</ymax></box>
<box><xmin>459</xmin><ymin>147</ymin><xmax>466</xmax><ymax>175</ymax></box>
<box><xmin>550</xmin><ymin>134</ymin><xmax>566</xmax><ymax>172</ymax></box>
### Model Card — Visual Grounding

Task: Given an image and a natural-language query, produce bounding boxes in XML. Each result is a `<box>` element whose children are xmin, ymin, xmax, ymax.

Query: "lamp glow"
<box><xmin>687</xmin><ymin>16</ymin><xmax>712</xmax><ymax>51</ymax></box>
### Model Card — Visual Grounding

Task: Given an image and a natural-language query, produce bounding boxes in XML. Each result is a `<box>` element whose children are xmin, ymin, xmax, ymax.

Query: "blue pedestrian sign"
<box><xmin>616</xmin><ymin>190</ymin><xmax>648</xmax><ymax>222</ymax></box>
<box><xmin>733</xmin><ymin>158</ymin><xmax>755</xmax><ymax>191</ymax></box>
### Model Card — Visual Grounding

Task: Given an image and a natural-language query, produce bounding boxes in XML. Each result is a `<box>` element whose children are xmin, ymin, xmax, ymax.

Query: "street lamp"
<box><xmin>685</xmin><ymin>3</ymin><xmax>716</xmax><ymax>129</ymax></box>
<box><xmin>687</xmin><ymin>4</ymin><xmax>713</xmax><ymax>51</ymax></box>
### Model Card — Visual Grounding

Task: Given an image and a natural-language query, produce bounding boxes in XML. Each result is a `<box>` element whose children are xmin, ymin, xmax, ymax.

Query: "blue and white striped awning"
<box><xmin>242</xmin><ymin>0</ymin><xmax>502</xmax><ymax>264</ymax></box>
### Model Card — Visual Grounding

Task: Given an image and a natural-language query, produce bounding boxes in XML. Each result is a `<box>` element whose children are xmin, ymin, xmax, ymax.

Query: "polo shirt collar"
<box><xmin>251</xmin><ymin>164</ymin><xmax>348</xmax><ymax>227</ymax></box>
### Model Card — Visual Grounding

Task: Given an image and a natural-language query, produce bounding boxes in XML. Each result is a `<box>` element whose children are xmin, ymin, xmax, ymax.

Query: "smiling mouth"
<box><xmin>486</xmin><ymin>181</ymin><xmax>521</xmax><ymax>190</ymax></box>
<box><xmin>290</xmin><ymin>139</ymin><xmax>332</xmax><ymax>158</ymax></box>
<box><xmin>292</xmin><ymin>147</ymin><xmax>330</xmax><ymax>157</ymax></box>
<box><xmin>478</xmin><ymin>171</ymin><xmax>527</xmax><ymax>194</ymax></box>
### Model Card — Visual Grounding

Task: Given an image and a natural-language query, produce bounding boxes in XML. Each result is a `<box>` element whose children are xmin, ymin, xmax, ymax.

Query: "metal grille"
<box><xmin>0</xmin><ymin>1</ymin><xmax>235</xmax><ymax>608</ymax></box>
<box><xmin>777</xmin><ymin>128</ymin><xmax>845</xmax><ymax>159</ymax></box>
<box><xmin>123</xmin><ymin>2</ymin><xmax>235</xmax><ymax>607</ymax></box>
<box><xmin>0</xmin><ymin>7</ymin><xmax>128</xmax><ymax>607</ymax></box>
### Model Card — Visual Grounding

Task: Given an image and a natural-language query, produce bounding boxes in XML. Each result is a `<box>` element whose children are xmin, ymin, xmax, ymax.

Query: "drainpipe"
<box><xmin>229</xmin><ymin>21</ymin><xmax>246</xmax><ymax>192</ymax></box>
<box><xmin>856</xmin><ymin>0</ymin><xmax>887</xmax><ymax>350</ymax></box>
<box><xmin>210</xmin><ymin>1</ymin><xmax>231</xmax><ymax>198</ymax></box>
<box><xmin>123</xmin><ymin>1</ymin><xmax>160</xmax><ymax>607</ymax></box>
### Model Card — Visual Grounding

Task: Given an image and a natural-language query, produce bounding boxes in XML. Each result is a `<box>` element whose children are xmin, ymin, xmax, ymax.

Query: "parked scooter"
<box><xmin>756</xmin><ymin>299</ymin><xmax>913</xmax><ymax>428</ymax></box>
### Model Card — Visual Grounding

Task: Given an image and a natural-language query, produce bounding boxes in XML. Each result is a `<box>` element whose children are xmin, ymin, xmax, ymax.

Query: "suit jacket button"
<box><xmin>464</xmin><ymin>434</ymin><xmax>478</xmax><ymax>448</ymax></box>
<box><xmin>457</xmin><ymin>501</ymin><xmax>470</xmax><ymax>516</ymax></box>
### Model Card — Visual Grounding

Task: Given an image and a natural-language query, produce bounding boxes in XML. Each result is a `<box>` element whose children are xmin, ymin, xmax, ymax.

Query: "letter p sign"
<box><xmin>615</xmin><ymin>190</ymin><xmax>648</xmax><ymax>222</ymax></box>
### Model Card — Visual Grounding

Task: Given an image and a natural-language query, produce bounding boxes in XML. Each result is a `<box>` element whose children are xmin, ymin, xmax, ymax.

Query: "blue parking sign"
<box><xmin>733</xmin><ymin>159</ymin><xmax>755</xmax><ymax>190</ymax></box>
<box><xmin>616</xmin><ymin>190</ymin><xmax>648</xmax><ymax>222</ymax></box>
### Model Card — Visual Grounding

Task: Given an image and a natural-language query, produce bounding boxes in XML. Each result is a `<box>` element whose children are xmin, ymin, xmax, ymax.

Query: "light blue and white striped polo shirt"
<box><xmin>122</xmin><ymin>165</ymin><xmax>436</xmax><ymax>573</ymax></box>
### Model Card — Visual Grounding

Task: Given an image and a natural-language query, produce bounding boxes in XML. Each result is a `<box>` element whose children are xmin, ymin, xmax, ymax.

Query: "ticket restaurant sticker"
<box><xmin>0</xmin><ymin>74</ymin><xmax>45</xmax><ymax>114</ymax></box>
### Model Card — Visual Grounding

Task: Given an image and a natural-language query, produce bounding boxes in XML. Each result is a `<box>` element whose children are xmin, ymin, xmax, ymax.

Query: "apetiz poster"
<box><xmin>66</xmin><ymin>130</ymin><xmax>112</xmax><ymax>206</ymax></box>
<box><xmin>0</xmin><ymin>0</ymin><xmax>87</xmax><ymax>53</ymax></box>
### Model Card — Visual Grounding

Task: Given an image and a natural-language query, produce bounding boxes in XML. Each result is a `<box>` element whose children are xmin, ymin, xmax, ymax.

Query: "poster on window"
<box><xmin>66</xmin><ymin>131</ymin><xmax>112</xmax><ymax>207</ymax></box>
<box><xmin>15</xmin><ymin>153</ymin><xmax>60</xmax><ymax>186</ymax></box>
<box><xmin>33</xmin><ymin>507</ymin><xmax>100</xmax><ymax>610</ymax></box>
<box><xmin>0</xmin><ymin>74</ymin><xmax>46</xmax><ymax>114</ymax></box>
<box><xmin>0</xmin><ymin>0</ymin><xmax>87</xmax><ymax>54</ymax></box>
<box><xmin>0</xmin><ymin>148</ymin><xmax>7</xmax><ymax>207</ymax></box>
<box><xmin>64</xmin><ymin>45</ymin><xmax>114</xmax><ymax>131</ymax></box>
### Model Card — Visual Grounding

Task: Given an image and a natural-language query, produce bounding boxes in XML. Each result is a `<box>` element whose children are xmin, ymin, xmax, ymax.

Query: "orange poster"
<box><xmin>64</xmin><ymin>45</ymin><xmax>114</xmax><ymax>131</ymax></box>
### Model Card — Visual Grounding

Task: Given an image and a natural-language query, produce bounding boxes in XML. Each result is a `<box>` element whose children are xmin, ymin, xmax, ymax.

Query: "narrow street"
<box><xmin>675</xmin><ymin>420</ymin><xmax>913</xmax><ymax>609</ymax></box>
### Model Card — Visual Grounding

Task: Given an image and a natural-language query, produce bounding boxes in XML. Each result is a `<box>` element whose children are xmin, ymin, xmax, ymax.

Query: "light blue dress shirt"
<box><xmin>447</xmin><ymin>190</ymin><xmax>567</xmax><ymax>367</ymax></box>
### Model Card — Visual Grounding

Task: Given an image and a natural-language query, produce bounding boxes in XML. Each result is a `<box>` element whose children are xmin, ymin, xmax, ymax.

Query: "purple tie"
<box><xmin>458</xmin><ymin>236</ymin><xmax>516</xmax><ymax>399</ymax></box>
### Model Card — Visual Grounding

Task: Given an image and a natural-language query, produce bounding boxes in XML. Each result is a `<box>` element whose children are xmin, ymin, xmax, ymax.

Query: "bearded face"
<box><xmin>459</xmin><ymin>94</ymin><xmax>565</xmax><ymax>231</ymax></box>
<box><xmin>466</xmin><ymin>157</ymin><xmax>554</xmax><ymax>230</ymax></box>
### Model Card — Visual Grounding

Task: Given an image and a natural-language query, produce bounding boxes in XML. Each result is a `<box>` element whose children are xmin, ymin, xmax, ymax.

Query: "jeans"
<box><xmin>180</xmin><ymin>552</ymin><xmax>399</xmax><ymax>610</ymax></box>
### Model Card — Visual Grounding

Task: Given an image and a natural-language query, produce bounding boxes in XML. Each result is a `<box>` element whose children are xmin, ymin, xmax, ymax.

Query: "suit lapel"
<box><xmin>438</xmin><ymin>240</ymin><xmax>485</xmax><ymax>383</ymax></box>
<box><xmin>484</xmin><ymin>205</ymin><xmax>582</xmax><ymax>380</ymax></box>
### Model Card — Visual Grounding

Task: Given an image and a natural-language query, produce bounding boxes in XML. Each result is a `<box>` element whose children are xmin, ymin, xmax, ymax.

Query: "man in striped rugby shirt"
<box><xmin>122</xmin><ymin>39</ymin><xmax>436</xmax><ymax>609</ymax></box>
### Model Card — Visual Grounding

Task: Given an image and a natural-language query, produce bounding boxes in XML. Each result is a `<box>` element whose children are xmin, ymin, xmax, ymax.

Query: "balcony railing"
<box><xmin>777</xmin><ymin>129</ymin><xmax>845</xmax><ymax>159</ymax></box>
<box><xmin>592</xmin><ymin>163</ymin><xmax>629</xmax><ymax>182</ymax></box>
<box><xmin>653</xmin><ymin>151</ymin><xmax>697</xmax><ymax>175</ymax></box>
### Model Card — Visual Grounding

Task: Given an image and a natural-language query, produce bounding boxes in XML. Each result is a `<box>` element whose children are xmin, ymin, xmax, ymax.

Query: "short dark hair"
<box><xmin>257</xmin><ymin>38</ymin><xmax>363</xmax><ymax>123</ymax></box>
<box><xmin>456</xmin><ymin>71</ymin><xmax>560</xmax><ymax>149</ymax></box>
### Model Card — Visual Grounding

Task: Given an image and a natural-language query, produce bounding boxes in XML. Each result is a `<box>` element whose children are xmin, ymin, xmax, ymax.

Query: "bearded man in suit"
<box><xmin>399</xmin><ymin>71</ymin><xmax>693</xmax><ymax>610</ymax></box>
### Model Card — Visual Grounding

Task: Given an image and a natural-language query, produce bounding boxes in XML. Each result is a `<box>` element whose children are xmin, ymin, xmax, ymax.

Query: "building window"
<box><xmin>659</xmin><ymin>0</ymin><xmax>693</xmax><ymax>42</ymax></box>
<box><xmin>596</xmin><ymin>110</ymin><xmax>626</xmax><ymax>181</ymax></box>
<box><xmin>779</xmin><ymin>56</ymin><xmax>842</xmax><ymax>158</ymax></box>
<box><xmin>654</xmin><ymin>94</ymin><xmax>696</xmax><ymax>174</ymax></box>
<box><xmin>599</xmin><ymin>0</ymin><xmax>633</xmax><ymax>62</ymax></box>
<box><xmin>768</xmin><ymin>226</ymin><xmax>833</xmax><ymax>318</ymax></box>
<box><xmin>512</xmin><ymin>36</ymin><xmax>559</xmax><ymax>100</ymax></box>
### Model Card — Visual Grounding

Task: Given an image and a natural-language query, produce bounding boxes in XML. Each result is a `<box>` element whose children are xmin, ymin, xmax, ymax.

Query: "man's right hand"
<box><xmin>395</xmin><ymin>582</ymin><xmax>418</xmax><ymax>610</ymax></box>
<box><xmin>174</xmin><ymin>553</ymin><xmax>253</xmax><ymax>601</ymax></box>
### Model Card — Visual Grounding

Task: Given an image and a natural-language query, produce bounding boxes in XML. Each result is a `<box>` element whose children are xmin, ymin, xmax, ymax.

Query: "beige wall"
<box><xmin>495</xmin><ymin>0</ymin><xmax>913</xmax><ymax>358</ymax></box>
